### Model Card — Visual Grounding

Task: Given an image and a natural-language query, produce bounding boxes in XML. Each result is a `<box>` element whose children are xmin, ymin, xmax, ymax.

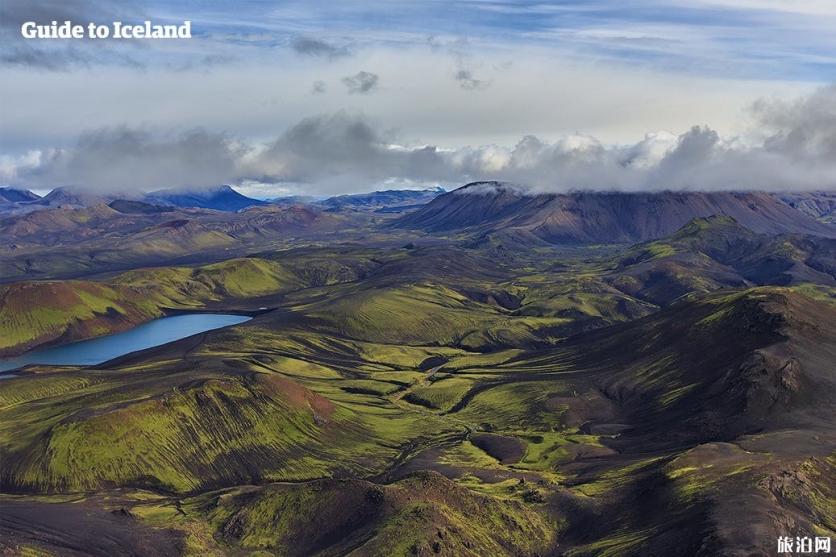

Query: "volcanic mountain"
<box><xmin>319</xmin><ymin>187</ymin><xmax>445</xmax><ymax>212</ymax></box>
<box><xmin>34</xmin><ymin>186</ymin><xmax>113</xmax><ymax>209</ymax></box>
<box><xmin>0</xmin><ymin>188</ymin><xmax>41</xmax><ymax>215</ymax></box>
<box><xmin>394</xmin><ymin>182</ymin><xmax>835</xmax><ymax>243</ymax></box>
<box><xmin>0</xmin><ymin>187</ymin><xmax>40</xmax><ymax>204</ymax></box>
<box><xmin>146</xmin><ymin>185</ymin><xmax>267</xmax><ymax>212</ymax></box>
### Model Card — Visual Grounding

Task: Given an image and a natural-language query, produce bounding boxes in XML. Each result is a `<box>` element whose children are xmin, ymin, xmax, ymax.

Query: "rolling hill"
<box><xmin>1</xmin><ymin>281</ymin><xmax>832</xmax><ymax>556</ymax></box>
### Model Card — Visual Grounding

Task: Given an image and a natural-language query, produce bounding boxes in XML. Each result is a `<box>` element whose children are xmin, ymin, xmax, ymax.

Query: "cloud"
<box><xmin>5</xmin><ymin>87</ymin><xmax>836</xmax><ymax>196</ymax></box>
<box><xmin>688</xmin><ymin>0</ymin><xmax>836</xmax><ymax>17</ymax></box>
<box><xmin>8</xmin><ymin>127</ymin><xmax>246</xmax><ymax>193</ymax></box>
<box><xmin>341</xmin><ymin>71</ymin><xmax>379</xmax><ymax>94</ymax></box>
<box><xmin>311</xmin><ymin>80</ymin><xmax>327</xmax><ymax>94</ymax></box>
<box><xmin>754</xmin><ymin>84</ymin><xmax>836</xmax><ymax>160</ymax></box>
<box><xmin>454</xmin><ymin>69</ymin><xmax>489</xmax><ymax>91</ymax></box>
<box><xmin>291</xmin><ymin>36</ymin><xmax>351</xmax><ymax>59</ymax></box>
<box><xmin>2</xmin><ymin>0</ymin><xmax>833</xmax><ymax>82</ymax></box>
<box><xmin>243</xmin><ymin>112</ymin><xmax>452</xmax><ymax>190</ymax></box>
<box><xmin>430</xmin><ymin>36</ymin><xmax>492</xmax><ymax>91</ymax></box>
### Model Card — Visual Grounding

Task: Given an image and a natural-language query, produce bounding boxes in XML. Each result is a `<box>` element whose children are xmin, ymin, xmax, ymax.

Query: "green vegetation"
<box><xmin>404</xmin><ymin>376</ymin><xmax>474</xmax><ymax>411</ymax></box>
<box><xmin>1</xmin><ymin>222</ymin><xmax>834</xmax><ymax>556</ymax></box>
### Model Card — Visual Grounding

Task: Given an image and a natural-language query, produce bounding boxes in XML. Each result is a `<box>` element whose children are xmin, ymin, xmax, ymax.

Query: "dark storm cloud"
<box><xmin>6</xmin><ymin>87</ymin><xmax>836</xmax><ymax>195</ymax></box>
<box><xmin>756</xmin><ymin>84</ymin><xmax>836</xmax><ymax>160</ymax></box>
<box><xmin>244</xmin><ymin>112</ymin><xmax>452</xmax><ymax>189</ymax></box>
<box><xmin>244</xmin><ymin>86</ymin><xmax>836</xmax><ymax>192</ymax></box>
<box><xmin>341</xmin><ymin>71</ymin><xmax>379</xmax><ymax>94</ymax></box>
<box><xmin>291</xmin><ymin>36</ymin><xmax>351</xmax><ymax>59</ymax></box>
<box><xmin>15</xmin><ymin>127</ymin><xmax>246</xmax><ymax>192</ymax></box>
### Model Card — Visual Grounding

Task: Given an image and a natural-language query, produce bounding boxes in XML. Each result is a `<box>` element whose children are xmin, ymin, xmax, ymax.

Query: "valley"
<box><xmin>0</xmin><ymin>183</ymin><xmax>834</xmax><ymax>556</ymax></box>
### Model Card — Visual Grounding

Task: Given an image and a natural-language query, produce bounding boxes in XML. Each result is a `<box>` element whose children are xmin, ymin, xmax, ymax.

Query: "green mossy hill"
<box><xmin>307</xmin><ymin>283</ymin><xmax>503</xmax><ymax>346</ymax></box>
<box><xmin>115</xmin><ymin>257</ymin><xmax>303</xmax><ymax>300</ymax></box>
<box><xmin>1</xmin><ymin>283</ymin><xmax>834</xmax><ymax>555</ymax></box>
<box><xmin>1</xmin><ymin>257</ymin><xmax>301</xmax><ymax>356</ymax></box>
<box><xmin>0</xmin><ymin>372</ymin><xmax>371</xmax><ymax>493</ymax></box>
<box><xmin>258</xmin><ymin>248</ymin><xmax>386</xmax><ymax>287</ymax></box>
<box><xmin>196</xmin><ymin>471</ymin><xmax>555</xmax><ymax>556</ymax></box>
<box><xmin>1</xmin><ymin>244</ymin><xmax>662</xmax><ymax>356</ymax></box>
<box><xmin>0</xmin><ymin>281</ymin><xmax>162</xmax><ymax>357</ymax></box>
<box><xmin>302</xmin><ymin>280</ymin><xmax>614</xmax><ymax>350</ymax></box>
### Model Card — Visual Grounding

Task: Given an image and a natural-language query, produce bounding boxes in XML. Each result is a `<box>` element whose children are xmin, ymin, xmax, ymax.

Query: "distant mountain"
<box><xmin>0</xmin><ymin>187</ymin><xmax>40</xmax><ymax>204</ymax></box>
<box><xmin>319</xmin><ymin>188</ymin><xmax>445</xmax><ymax>212</ymax></box>
<box><xmin>0</xmin><ymin>204</ymin><xmax>131</xmax><ymax>247</ymax></box>
<box><xmin>774</xmin><ymin>192</ymin><xmax>836</xmax><ymax>223</ymax></box>
<box><xmin>108</xmin><ymin>199</ymin><xmax>174</xmax><ymax>215</ymax></box>
<box><xmin>36</xmin><ymin>186</ymin><xmax>113</xmax><ymax>208</ymax></box>
<box><xmin>123</xmin><ymin>218</ymin><xmax>237</xmax><ymax>253</ymax></box>
<box><xmin>608</xmin><ymin>216</ymin><xmax>836</xmax><ymax>304</ymax></box>
<box><xmin>269</xmin><ymin>195</ymin><xmax>323</xmax><ymax>205</ymax></box>
<box><xmin>394</xmin><ymin>182</ymin><xmax>835</xmax><ymax>243</ymax></box>
<box><xmin>146</xmin><ymin>185</ymin><xmax>267</xmax><ymax>212</ymax></box>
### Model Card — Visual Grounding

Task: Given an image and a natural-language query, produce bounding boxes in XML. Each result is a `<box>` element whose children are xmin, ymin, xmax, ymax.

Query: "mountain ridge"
<box><xmin>395</xmin><ymin>182</ymin><xmax>836</xmax><ymax>243</ymax></box>
<box><xmin>0</xmin><ymin>187</ymin><xmax>40</xmax><ymax>204</ymax></box>
<box><xmin>145</xmin><ymin>185</ymin><xmax>267</xmax><ymax>212</ymax></box>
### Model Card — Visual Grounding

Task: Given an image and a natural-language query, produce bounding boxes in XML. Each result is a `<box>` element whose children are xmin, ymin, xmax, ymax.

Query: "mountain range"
<box><xmin>3</xmin><ymin>182</ymin><xmax>834</xmax><ymax>240</ymax></box>
<box><xmin>318</xmin><ymin>187</ymin><xmax>446</xmax><ymax>212</ymax></box>
<box><xmin>1</xmin><ymin>177</ymin><xmax>835</xmax><ymax>556</ymax></box>
<box><xmin>395</xmin><ymin>181</ymin><xmax>834</xmax><ymax>243</ymax></box>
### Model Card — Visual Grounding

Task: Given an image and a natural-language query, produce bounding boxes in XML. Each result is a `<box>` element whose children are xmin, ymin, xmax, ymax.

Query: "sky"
<box><xmin>1</xmin><ymin>0</ymin><xmax>836</xmax><ymax>196</ymax></box>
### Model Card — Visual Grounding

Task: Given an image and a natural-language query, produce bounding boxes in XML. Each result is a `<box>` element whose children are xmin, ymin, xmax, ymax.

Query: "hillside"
<box><xmin>608</xmin><ymin>216</ymin><xmax>836</xmax><ymax>304</ymax></box>
<box><xmin>1</xmin><ymin>284</ymin><xmax>832</xmax><ymax>556</ymax></box>
<box><xmin>0</xmin><ymin>257</ymin><xmax>308</xmax><ymax>356</ymax></box>
<box><xmin>0</xmin><ymin>202</ymin><xmax>362</xmax><ymax>282</ymax></box>
<box><xmin>395</xmin><ymin>182</ymin><xmax>835</xmax><ymax>243</ymax></box>
<box><xmin>775</xmin><ymin>192</ymin><xmax>836</xmax><ymax>223</ymax></box>
<box><xmin>1</xmin><ymin>185</ymin><xmax>835</xmax><ymax>557</ymax></box>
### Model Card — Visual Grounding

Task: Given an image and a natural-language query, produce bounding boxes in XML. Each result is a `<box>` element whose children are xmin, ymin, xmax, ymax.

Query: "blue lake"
<box><xmin>0</xmin><ymin>313</ymin><xmax>251</xmax><ymax>373</ymax></box>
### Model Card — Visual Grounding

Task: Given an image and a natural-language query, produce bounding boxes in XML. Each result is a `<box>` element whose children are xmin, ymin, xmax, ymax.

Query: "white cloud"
<box><xmin>0</xmin><ymin>45</ymin><xmax>813</xmax><ymax>159</ymax></box>
<box><xmin>683</xmin><ymin>0</ymin><xmax>836</xmax><ymax>17</ymax></box>
<box><xmin>7</xmin><ymin>86</ymin><xmax>836</xmax><ymax>195</ymax></box>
